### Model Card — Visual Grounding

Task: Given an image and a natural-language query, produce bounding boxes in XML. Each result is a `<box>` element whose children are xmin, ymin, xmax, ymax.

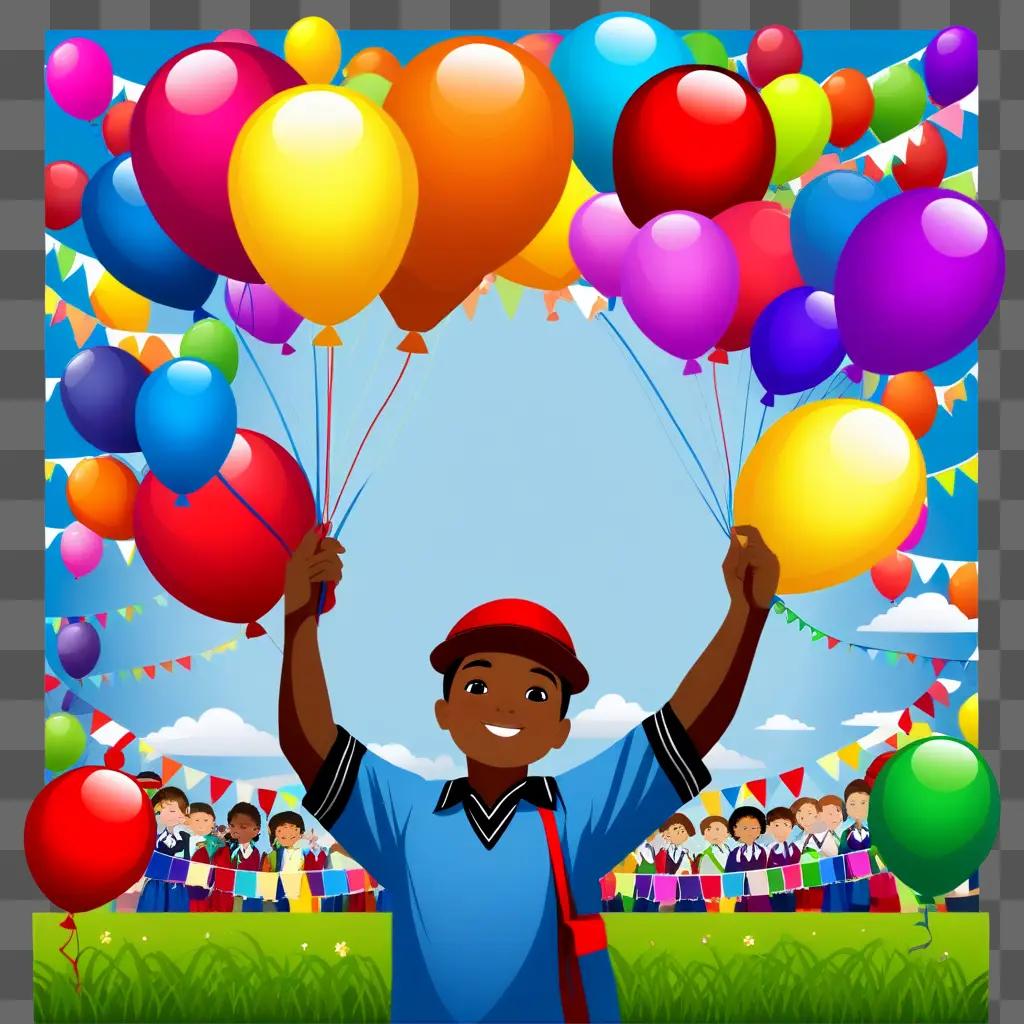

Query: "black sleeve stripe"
<box><xmin>643</xmin><ymin>705</ymin><xmax>712</xmax><ymax>804</ymax></box>
<box><xmin>301</xmin><ymin>726</ymin><xmax>366</xmax><ymax>828</ymax></box>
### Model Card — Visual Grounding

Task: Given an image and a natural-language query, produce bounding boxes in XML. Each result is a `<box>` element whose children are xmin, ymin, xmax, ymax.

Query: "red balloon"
<box><xmin>102</xmin><ymin>100</ymin><xmax>135</xmax><ymax>155</ymax></box>
<box><xmin>712</xmin><ymin>202</ymin><xmax>802</xmax><ymax>356</ymax></box>
<box><xmin>746</xmin><ymin>25</ymin><xmax>803</xmax><ymax>88</ymax></box>
<box><xmin>865</xmin><ymin>751</ymin><xmax>895</xmax><ymax>790</ymax></box>
<box><xmin>870</xmin><ymin>550</ymin><xmax>913</xmax><ymax>602</ymax></box>
<box><xmin>613</xmin><ymin>67</ymin><xmax>775</xmax><ymax>226</ymax></box>
<box><xmin>893</xmin><ymin>123</ymin><xmax>948</xmax><ymax>192</ymax></box>
<box><xmin>132</xmin><ymin>44</ymin><xmax>303</xmax><ymax>281</ymax></box>
<box><xmin>134</xmin><ymin>429</ymin><xmax>315</xmax><ymax>624</ymax></box>
<box><xmin>25</xmin><ymin>768</ymin><xmax>155</xmax><ymax>912</ymax></box>
<box><xmin>823</xmin><ymin>68</ymin><xmax>874</xmax><ymax>148</ymax></box>
<box><xmin>44</xmin><ymin>161</ymin><xmax>89</xmax><ymax>230</ymax></box>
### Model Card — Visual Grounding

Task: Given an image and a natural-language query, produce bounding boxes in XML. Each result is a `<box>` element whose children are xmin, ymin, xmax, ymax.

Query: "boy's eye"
<box><xmin>525</xmin><ymin>686</ymin><xmax>549</xmax><ymax>703</ymax></box>
<box><xmin>464</xmin><ymin>679</ymin><xmax>488</xmax><ymax>695</ymax></box>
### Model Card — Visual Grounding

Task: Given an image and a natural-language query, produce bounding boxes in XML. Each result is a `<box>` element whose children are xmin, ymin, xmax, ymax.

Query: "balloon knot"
<box><xmin>707</xmin><ymin>348</ymin><xmax>729</xmax><ymax>365</ymax></box>
<box><xmin>396</xmin><ymin>331</ymin><xmax>429</xmax><ymax>354</ymax></box>
<box><xmin>281</xmin><ymin>343</ymin><xmax>296</xmax><ymax>356</ymax></box>
<box><xmin>761</xmin><ymin>392</ymin><xmax>776</xmax><ymax>407</ymax></box>
<box><xmin>607</xmin><ymin>296</ymin><xmax>617</xmax><ymax>311</ymax></box>
<box><xmin>313</xmin><ymin>326</ymin><xmax>342</xmax><ymax>348</ymax></box>
<box><xmin>546</xmin><ymin>313</ymin><xmax>559</xmax><ymax>322</ymax></box>
<box><xmin>104</xmin><ymin>748</ymin><xmax>125</xmax><ymax>771</ymax></box>
<box><xmin>245</xmin><ymin>621</ymin><xmax>268</xmax><ymax>639</ymax></box>
<box><xmin>844</xmin><ymin>365</ymin><xmax>864</xmax><ymax>384</ymax></box>
<box><xmin>193</xmin><ymin>307</ymin><xmax>212</xmax><ymax>323</ymax></box>
<box><xmin>174</xmin><ymin>494</ymin><xmax>190</xmax><ymax>508</ymax></box>
<box><xmin>683</xmin><ymin>359</ymin><xmax>702</xmax><ymax>376</ymax></box>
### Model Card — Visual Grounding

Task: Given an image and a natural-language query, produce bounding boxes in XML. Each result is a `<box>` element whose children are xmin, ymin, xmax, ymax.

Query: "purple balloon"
<box><xmin>569</xmin><ymin>193</ymin><xmax>638</xmax><ymax>298</ymax></box>
<box><xmin>751</xmin><ymin>287</ymin><xmax>845</xmax><ymax>405</ymax></box>
<box><xmin>46</xmin><ymin>39</ymin><xmax>113</xmax><ymax>122</ymax></box>
<box><xmin>57</xmin><ymin>620</ymin><xmax>101</xmax><ymax>680</ymax></box>
<box><xmin>923</xmin><ymin>26</ymin><xmax>977</xmax><ymax>108</ymax></box>
<box><xmin>224</xmin><ymin>278</ymin><xmax>303</xmax><ymax>354</ymax></box>
<box><xmin>60</xmin><ymin>347</ymin><xmax>149</xmax><ymax>453</ymax></box>
<box><xmin>620</xmin><ymin>212</ymin><xmax>739</xmax><ymax>374</ymax></box>
<box><xmin>835</xmin><ymin>189</ymin><xmax>1004</xmax><ymax>375</ymax></box>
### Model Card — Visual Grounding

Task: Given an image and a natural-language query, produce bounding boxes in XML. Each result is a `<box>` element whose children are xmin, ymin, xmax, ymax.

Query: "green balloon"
<box><xmin>871</xmin><ymin>737</ymin><xmax>999</xmax><ymax>903</ymax></box>
<box><xmin>683</xmin><ymin>32</ymin><xmax>729</xmax><ymax>69</ymax></box>
<box><xmin>45</xmin><ymin>713</ymin><xmax>87</xmax><ymax>772</ymax></box>
<box><xmin>180</xmin><ymin>319</ymin><xmax>239</xmax><ymax>384</ymax></box>
<box><xmin>870</xmin><ymin>64</ymin><xmax>927</xmax><ymax>142</ymax></box>
<box><xmin>344</xmin><ymin>73</ymin><xmax>391</xmax><ymax>107</ymax></box>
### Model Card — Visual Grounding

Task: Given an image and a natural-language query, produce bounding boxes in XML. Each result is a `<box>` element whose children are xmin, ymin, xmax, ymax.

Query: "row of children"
<box><xmin>131</xmin><ymin>782</ymin><xmax>379</xmax><ymax>913</ymax></box>
<box><xmin>602</xmin><ymin>779</ymin><xmax>903</xmax><ymax>913</ymax></box>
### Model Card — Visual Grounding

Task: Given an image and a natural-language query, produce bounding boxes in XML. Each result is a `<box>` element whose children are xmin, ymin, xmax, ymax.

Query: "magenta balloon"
<box><xmin>898</xmin><ymin>503</ymin><xmax>928</xmax><ymax>551</ymax></box>
<box><xmin>46</xmin><ymin>39</ymin><xmax>114</xmax><ymax>122</ymax></box>
<box><xmin>620</xmin><ymin>212</ymin><xmax>739</xmax><ymax>374</ymax></box>
<box><xmin>131</xmin><ymin>43</ymin><xmax>303</xmax><ymax>281</ymax></box>
<box><xmin>60</xmin><ymin>522</ymin><xmax>103</xmax><ymax>579</ymax></box>
<box><xmin>216</xmin><ymin>29</ymin><xmax>258</xmax><ymax>46</ymax></box>
<box><xmin>224</xmin><ymin>278</ymin><xmax>303</xmax><ymax>352</ymax></box>
<box><xmin>835</xmin><ymin>189</ymin><xmax>1004</xmax><ymax>374</ymax></box>
<box><xmin>569</xmin><ymin>193</ymin><xmax>638</xmax><ymax>299</ymax></box>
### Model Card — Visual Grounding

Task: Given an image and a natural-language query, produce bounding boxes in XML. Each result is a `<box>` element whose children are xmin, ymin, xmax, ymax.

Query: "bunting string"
<box><xmin>46</xmin><ymin>593</ymin><xmax>168</xmax><ymax>632</ymax></box>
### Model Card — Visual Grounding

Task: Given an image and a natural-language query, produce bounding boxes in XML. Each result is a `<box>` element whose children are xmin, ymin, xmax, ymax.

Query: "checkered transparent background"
<box><xmin>4</xmin><ymin>2</ymin><xmax>1016</xmax><ymax>1021</ymax></box>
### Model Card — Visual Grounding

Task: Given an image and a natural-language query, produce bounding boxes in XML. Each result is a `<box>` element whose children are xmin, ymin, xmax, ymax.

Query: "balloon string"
<box><xmin>330</xmin><ymin>477</ymin><xmax>371</xmax><ymax>540</ymax></box>
<box><xmin>322</xmin><ymin>348</ymin><xmax>336</xmax><ymax>525</ymax></box>
<box><xmin>328</xmin><ymin>352</ymin><xmax>412</xmax><ymax>524</ymax></box>
<box><xmin>599</xmin><ymin>313</ymin><xmax>730</xmax><ymax>536</ymax></box>
<box><xmin>737</xmin><ymin>359</ymin><xmax>753</xmax><ymax>473</ymax></box>
<box><xmin>57</xmin><ymin>913</ymin><xmax>81</xmax><ymax>994</ymax></box>
<box><xmin>312</xmin><ymin>346</ymin><xmax>321</xmax><ymax>523</ymax></box>
<box><xmin>908</xmin><ymin>902</ymin><xmax>934</xmax><ymax>954</ymax></box>
<box><xmin>753</xmin><ymin>405</ymin><xmax>768</xmax><ymax>449</ymax></box>
<box><xmin>712</xmin><ymin>363</ymin><xmax>733</xmax><ymax>525</ymax></box>
<box><xmin>215</xmin><ymin>472</ymin><xmax>292</xmax><ymax>555</ymax></box>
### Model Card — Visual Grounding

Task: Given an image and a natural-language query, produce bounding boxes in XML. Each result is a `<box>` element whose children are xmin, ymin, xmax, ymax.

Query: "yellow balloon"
<box><xmin>958</xmin><ymin>693</ymin><xmax>978</xmax><ymax>746</ymax></box>
<box><xmin>284</xmin><ymin>16</ymin><xmax>342</xmax><ymax>84</ymax></box>
<box><xmin>90</xmin><ymin>272</ymin><xmax>150</xmax><ymax>331</ymax></box>
<box><xmin>497</xmin><ymin>163</ymin><xmax>596</xmax><ymax>290</ymax></box>
<box><xmin>228</xmin><ymin>86</ymin><xmax>418</xmax><ymax>327</ymax></box>
<box><xmin>896</xmin><ymin>721</ymin><xmax>932</xmax><ymax>749</ymax></box>
<box><xmin>734</xmin><ymin>399</ymin><xmax>925</xmax><ymax>594</ymax></box>
<box><xmin>761</xmin><ymin>73</ymin><xmax>832</xmax><ymax>185</ymax></box>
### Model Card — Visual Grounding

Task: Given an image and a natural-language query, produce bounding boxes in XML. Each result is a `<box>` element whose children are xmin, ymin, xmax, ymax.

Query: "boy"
<box><xmin>818</xmin><ymin>795</ymin><xmax>846</xmax><ymax>912</ymax></box>
<box><xmin>185</xmin><ymin>802</ymin><xmax>221</xmax><ymax>913</ymax></box>
<box><xmin>631</xmin><ymin>828</ymin><xmax>660</xmax><ymax>913</ymax></box>
<box><xmin>765</xmin><ymin>806</ymin><xmax>799</xmax><ymax>912</ymax></box>
<box><xmin>655</xmin><ymin>814</ymin><xmax>702</xmax><ymax>913</ymax></box>
<box><xmin>262</xmin><ymin>811</ymin><xmax>324</xmax><ymax>912</ymax></box>
<box><xmin>792</xmin><ymin>796</ymin><xmax>826</xmax><ymax>912</ymax></box>
<box><xmin>281</xmin><ymin>525</ymin><xmax>779</xmax><ymax>1023</ymax></box>
<box><xmin>697</xmin><ymin>815</ymin><xmax>733</xmax><ymax>912</ymax></box>
<box><xmin>725</xmin><ymin>806</ymin><xmax>771</xmax><ymax>912</ymax></box>
<box><xmin>210</xmin><ymin>802</ymin><xmax>262</xmax><ymax>912</ymax></box>
<box><xmin>138</xmin><ymin>786</ymin><xmax>190</xmax><ymax>913</ymax></box>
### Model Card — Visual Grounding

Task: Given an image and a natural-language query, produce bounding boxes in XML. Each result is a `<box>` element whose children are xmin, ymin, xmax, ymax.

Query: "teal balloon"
<box><xmin>180</xmin><ymin>318</ymin><xmax>239</xmax><ymax>384</ymax></box>
<box><xmin>45</xmin><ymin>713</ymin><xmax>87</xmax><ymax>772</ymax></box>
<box><xmin>871</xmin><ymin>737</ymin><xmax>999</xmax><ymax>903</ymax></box>
<box><xmin>344</xmin><ymin>73</ymin><xmax>391</xmax><ymax>106</ymax></box>
<box><xmin>870</xmin><ymin>64</ymin><xmax>927</xmax><ymax>142</ymax></box>
<box><xmin>683</xmin><ymin>32</ymin><xmax>729</xmax><ymax>69</ymax></box>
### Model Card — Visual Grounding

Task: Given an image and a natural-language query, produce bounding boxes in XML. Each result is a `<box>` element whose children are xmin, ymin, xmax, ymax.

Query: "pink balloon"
<box><xmin>60</xmin><ymin>522</ymin><xmax>103</xmax><ymax>579</ymax></box>
<box><xmin>898</xmin><ymin>503</ymin><xmax>928</xmax><ymax>551</ymax></box>
<box><xmin>131</xmin><ymin>44</ymin><xmax>303</xmax><ymax>281</ymax></box>
<box><xmin>620</xmin><ymin>212</ymin><xmax>740</xmax><ymax>375</ymax></box>
<box><xmin>46</xmin><ymin>39</ymin><xmax>114</xmax><ymax>122</ymax></box>
<box><xmin>569</xmin><ymin>193</ymin><xmax>638</xmax><ymax>299</ymax></box>
<box><xmin>216</xmin><ymin>29</ymin><xmax>258</xmax><ymax>46</ymax></box>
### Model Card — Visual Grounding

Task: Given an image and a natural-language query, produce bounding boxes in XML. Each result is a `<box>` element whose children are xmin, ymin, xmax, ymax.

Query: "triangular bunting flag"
<box><xmin>183</xmin><ymin>767</ymin><xmax>207</xmax><ymax>790</ymax></box>
<box><xmin>45</xmin><ymin>378</ymin><xmax>60</xmax><ymax>401</ymax></box>
<box><xmin>904</xmin><ymin>652</ymin><xmax>917</xmax><ymax>664</ymax></box>
<box><xmin>44</xmin><ymin>674</ymin><xmax>61</xmax><ymax>692</ymax></box>
<box><xmin>738</xmin><ymin>783</ymin><xmax>751</xmax><ymax>802</ymax></box>
<box><xmin>137</xmin><ymin>740</ymin><xmax>154</xmax><ymax>756</ymax></box>
<box><xmin>837</xmin><ymin>743</ymin><xmax>861</xmax><ymax>770</ymax></box>
<box><xmin>960</xmin><ymin>455</ymin><xmax>978</xmax><ymax>483</ymax></box>
<box><xmin>236</xmin><ymin>781</ymin><xmax>254</xmax><ymax>803</ymax></box>
<box><xmin>461</xmin><ymin>289</ymin><xmax>481</xmax><ymax>320</ymax></box>
<box><xmin>66</xmin><ymin>306</ymin><xmax>98</xmax><ymax>347</ymax></box>
<box><xmin>176</xmin><ymin>657</ymin><xmax>191</xmax><ymax>671</ymax></box>
<box><xmin>257</xmin><ymin>788</ymin><xmax>277</xmax><ymax>816</ymax></box>
<box><xmin>131</xmin><ymin>667</ymin><xmax>145</xmax><ymax>680</ymax></box>
<box><xmin>142</xmin><ymin>665</ymin><xmax>156</xmax><ymax>679</ymax></box>
<box><xmin>159</xmin><ymin>661</ymin><xmax>173</xmax><ymax>673</ymax></box>
<box><xmin>209</xmin><ymin>776</ymin><xmax>231</xmax><ymax>804</ymax></box>
<box><xmin>44</xmin><ymin>525</ymin><xmax>62</xmax><ymax>545</ymax></box>
<box><xmin>898</xmin><ymin>708</ymin><xmax>913</xmax><ymax>734</ymax></box>
<box><xmin>779</xmin><ymin>768</ymin><xmax>804</xmax><ymax>798</ymax></box>
<box><xmin>138</xmin><ymin>336</ymin><xmax>174</xmax><ymax>372</ymax></box>
<box><xmin>862</xmin><ymin>371</ymin><xmax>881</xmax><ymax>399</ymax></box>
<box><xmin>884</xmin><ymin>650</ymin><xmax>901</xmax><ymax>666</ymax></box>
<box><xmin>95</xmin><ymin>612</ymin><xmax>108</xmax><ymax>629</ymax></box>
<box><xmin>885</xmin><ymin>734</ymin><xmax>900</xmax><ymax>749</ymax></box>
<box><xmin>118</xmin><ymin>606</ymin><xmax>129</xmax><ymax>620</ymax></box>
<box><xmin>772</xmin><ymin>600</ymin><xmax>785</xmax><ymax>614</ymax></box>
<box><xmin>929</xmin><ymin>101</ymin><xmax>965</xmax><ymax>137</ymax></box>
<box><xmin>117</xmin><ymin>335</ymin><xmax>140</xmax><ymax>357</ymax></box>
<box><xmin>941</xmin><ymin>167</ymin><xmax>978</xmax><ymax>198</ymax></box>
<box><xmin>700</xmin><ymin>790</ymin><xmax>723</xmax><ymax>818</ymax></box>
<box><xmin>281</xmin><ymin>792</ymin><xmax>299</xmax><ymax>808</ymax></box>
<box><xmin>90</xmin><ymin>710</ymin><xmax>111</xmax><ymax>734</ymax></box>
<box><xmin>913</xmin><ymin>692</ymin><xmax>935</xmax><ymax>717</ymax></box>
<box><xmin>44</xmin><ymin>284</ymin><xmax>58</xmax><ymax>315</ymax></box>
<box><xmin>785</xmin><ymin>609</ymin><xmax>797</xmax><ymax>624</ymax></box>
<box><xmin>721</xmin><ymin>785</ymin><xmax>741</xmax><ymax>807</ymax></box>
<box><xmin>746</xmin><ymin>779</ymin><xmax>767</xmax><ymax>805</ymax></box>
<box><xmin>933</xmin><ymin>468</ymin><xmax>957</xmax><ymax>495</ymax></box>
<box><xmin>797</xmin><ymin>619</ymin><xmax>808</xmax><ymax>631</ymax></box>
<box><xmin>494</xmin><ymin>277</ymin><xmax>525</xmax><ymax>319</ymax></box>
<box><xmin>866</xmin><ymin>648</ymin><xmax>879</xmax><ymax>661</ymax></box>
<box><xmin>51</xmin><ymin>299</ymin><xmax>68</xmax><ymax>326</ymax></box>
<box><xmin>153</xmin><ymin>594</ymin><xmax>168</xmax><ymax>607</ymax></box>
<box><xmin>200</xmin><ymin>649</ymin><xmax>215</xmax><ymax>662</ymax></box>
<box><xmin>124</xmin><ymin>606</ymin><xmax>136</xmax><ymax>622</ymax></box>
<box><xmin>115</xmin><ymin>540</ymin><xmax>136</xmax><ymax>565</ymax></box>
<box><xmin>826</xmin><ymin>636</ymin><xmax>839</xmax><ymax>649</ymax></box>
<box><xmin>44</xmin><ymin>462</ymin><xmax>57</xmax><ymax>483</ymax></box>
<box><xmin>817</xmin><ymin>752</ymin><xmax>841</xmax><ymax>780</ymax></box>
<box><xmin>928</xmin><ymin>681</ymin><xmax>951</xmax><ymax>707</ymax></box>
<box><xmin>161</xmin><ymin>757</ymin><xmax>182</xmax><ymax>784</ymax></box>
<box><xmin>56</xmin><ymin>244</ymin><xmax>76</xmax><ymax>280</ymax></box>
<box><xmin>908</xmin><ymin>554</ymin><xmax>942</xmax><ymax>583</ymax></box>
<box><xmin>969</xmin><ymin>646</ymin><xmax>978</xmax><ymax>662</ymax></box>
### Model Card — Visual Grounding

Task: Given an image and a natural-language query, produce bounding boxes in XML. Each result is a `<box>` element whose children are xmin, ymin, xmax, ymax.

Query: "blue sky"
<box><xmin>44</xmin><ymin>28</ymin><xmax>979</xmax><ymax>820</ymax></box>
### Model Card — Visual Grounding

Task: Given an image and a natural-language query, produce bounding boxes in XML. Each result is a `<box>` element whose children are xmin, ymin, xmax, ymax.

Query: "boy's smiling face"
<box><xmin>703</xmin><ymin>821</ymin><xmax>729</xmax><ymax>846</ymax></box>
<box><xmin>275</xmin><ymin>823</ymin><xmax>302</xmax><ymax>848</ymax></box>
<box><xmin>187</xmin><ymin>811</ymin><xmax>215</xmax><ymax>837</ymax></box>
<box><xmin>230</xmin><ymin>815</ymin><xmax>260</xmax><ymax>844</ymax></box>
<box><xmin>434</xmin><ymin>651</ymin><xmax>571</xmax><ymax>769</ymax></box>
<box><xmin>767</xmin><ymin>817</ymin><xmax>793</xmax><ymax>843</ymax></box>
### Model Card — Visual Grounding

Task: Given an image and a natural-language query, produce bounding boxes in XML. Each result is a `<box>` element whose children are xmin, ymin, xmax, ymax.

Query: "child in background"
<box><xmin>263</xmin><ymin>811</ymin><xmax>322</xmax><ymax>912</ymax></box>
<box><xmin>632</xmin><ymin>829</ymin><xmax>660</xmax><ymax>913</ymax></box>
<box><xmin>818</xmin><ymin>795</ymin><xmax>846</xmax><ymax>911</ymax></box>
<box><xmin>138</xmin><ymin>786</ymin><xmax>191</xmax><ymax>913</ymax></box>
<box><xmin>765</xmin><ymin>806</ymin><xmax>800</xmax><ymax>912</ymax></box>
<box><xmin>655</xmin><ymin>814</ymin><xmax>703</xmax><ymax>913</ymax></box>
<box><xmin>210</xmin><ymin>802</ymin><xmax>263</xmax><ymax>912</ymax></box>
<box><xmin>185</xmin><ymin>802</ymin><xmax>221</xmax><ymax>913</ymax></box>
<box><xmin>698</xmin><ymin>815</ymin><xmax>733</xmax><ymax>912</ymax></box>
<box><xmin>838</xmin><ymin>780</ymin><xmax>872</xmax><ymax>912</ymax></box>
<box><xmin>725</xmin><ymin>806</ymin><xmax>771</xmax><ymax>912</ymax></box>
<box><xmin>792</xmin><ymin>797</ymin><xmax>826</xmax><ymax>912</ymax></box>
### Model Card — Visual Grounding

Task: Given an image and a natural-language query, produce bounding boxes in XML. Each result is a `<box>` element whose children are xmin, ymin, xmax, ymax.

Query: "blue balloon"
<box><xmin>790</xmin><ymin>171</ymin><xmax>888</xmax><ymax>291</ymax></box>
<box><xmin>135</xmin><ymin>359</ymin><xmax>237</xmax><ymax>503</ymax></box>
<box><xmin>82</xmin><ymin>155</ymin><xmax>217</xmax><ymax>311</ymax></box>
<box><xmin>751</xmin><ymin>287</ymin><xmax>845</xmax><ymax>405</ymax></box>
<box><xmin>551</xmin><ymin>13</ymin><xmax>690</xmax><ymax>192</ymax></box>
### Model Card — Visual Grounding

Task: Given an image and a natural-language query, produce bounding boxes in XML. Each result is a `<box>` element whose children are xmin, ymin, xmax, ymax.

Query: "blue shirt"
<box><xmin>303</xmin><ymin>704</ymin><xmax>709</xmax><ymax>1023</ymax></box>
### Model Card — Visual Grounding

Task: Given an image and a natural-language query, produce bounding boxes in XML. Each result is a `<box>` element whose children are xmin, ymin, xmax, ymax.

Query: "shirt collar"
<box><xmin>434</xmin><ymin>776</ymin><xmax>559</xmax><ymax>850</ymax></box>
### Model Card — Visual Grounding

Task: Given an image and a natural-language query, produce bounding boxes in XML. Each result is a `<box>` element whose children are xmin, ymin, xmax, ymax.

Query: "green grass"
<box><xmin>34</xmin><ymin>911</ymin><xmax>988</xmax><ymax>1023</ymax></box>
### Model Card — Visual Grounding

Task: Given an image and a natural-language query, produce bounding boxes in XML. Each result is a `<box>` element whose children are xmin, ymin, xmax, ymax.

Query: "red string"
<box><xmin>329</xmin><ymin>353</ymin><xmax>412</xmax><ymax>523</ymax></box>
<box><xmin>57</xmin><ymin>913</ymin><xmax>81</xmax><ymax>994</ymax></box>
<box><xmin>322</xmin><ymin>348</ymin><xmax>336</xmax><ymax>525</ymax></box>
<box><xmin>712</xmin><ymin>363</ymin><xmax>733</xmax><ymax>523</ymax></box>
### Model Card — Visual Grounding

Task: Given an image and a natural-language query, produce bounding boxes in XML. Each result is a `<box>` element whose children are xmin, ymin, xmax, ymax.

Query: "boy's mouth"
<box><xmin>483</xmin><ymin>723</ymin><xmax>522</xmax><ymax>738</ymax></box>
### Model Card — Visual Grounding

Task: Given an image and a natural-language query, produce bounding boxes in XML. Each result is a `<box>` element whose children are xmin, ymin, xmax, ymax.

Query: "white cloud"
<box><xmin>141</xmin><ymin>708</ymin><xmax>282</xmax><ymax>757</ymax></box>
<box><xmin>841</xmin><ymin>710</ymin><xmax>903</xmax><ymax>750</ymax></box>
<box><xmin>858</xmin><ymin>592</ymin><xmax>977</xmax><ymax>634</ymax></box>
<box><xmin>755</xmin><ymin>714</ymin><xmax>815</xmax><ymax>732</ymax></box>
<box><xmin>704</xmin><ymin>743</ymin><xmax>766</xmax><ymax>771</ymax></box>
<box><xmin>367</xmin><ymin>743</ymin><xmax>457</xmax><ymax>781</ymax></box>
<box><xmin>570</xmin><ymin>693</ymin><xmax>651</xmax><ymax>739</ymax></box>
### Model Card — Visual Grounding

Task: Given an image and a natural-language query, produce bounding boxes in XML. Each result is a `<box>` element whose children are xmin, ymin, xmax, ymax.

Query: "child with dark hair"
<box><xmin>725</xmin><ymin>806</ymin><xmax>771</xmax><ymax>912</ymax></box>
<box><xmin>697</xmin><ymin>814</ymin><xmax>733</xmax><ymax>913</ymax></box>
<box><xmin>818</xmin><ymin>794</ymin><xmax>846</xmax><ymax>912</ymax></box>
<box><xmin>839</xmin><ymin>780</ymin><xmax>871</xmax><ymax>912</ymax></box>
<box><xmin>263</xmin><ymin>811</ymin><xmax>325</xmax><ymax>912</ymax></box>
<box><xmin>656</xmin><ymin>813</ymin><xmax>703</xmax><ymax>913</ymax></box>
<box><xmin>765</xmin><ymin>806</ymin><xmax>799</xmax><ymax>912</ymax></box>
<box><xmin>792</xmin><ymin>797</ymin><xmax>825</xmax><ymax>913</ymax></box>
<box><xmin>138</xmin><ymin>786</ymin><xmax>191</xmax><ymax>913</ymax></box>
<box><xmin>185</xmin><ymin>802</ymin><xmax>221</xmax><ymax>913</ymax></box>
<box><xmin>210</xmin><ymin>802</ymin><xmax>262</xmax><ymax>912</ymax></box>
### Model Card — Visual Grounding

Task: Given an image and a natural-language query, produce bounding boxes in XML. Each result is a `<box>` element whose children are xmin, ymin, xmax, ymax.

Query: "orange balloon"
<box><xmin>881</xmin><ymin>371</ymin><xmax>938</xmax><ymax>439</ymax></box>
<box><xmin>345</xmin><ymin>46</ymin><xmax>401</xmax><ymax>82</ymax></box>
<box><xmin>66</xmin><ymin>456</ymin><xmax>139</xmax><ymax>540</ymax></box>
<box><xmin>381</xmin><ymin>37</ymin><xmax>572</xmax><ymax>342</ymax></box>
<box><xmin>823</xmin><ymin>68</ymin><xmax>874</xmax><ymax>148</ymax></box>
<box><xmin>949</xmin><ymin>563</ymin><xmax>978</xmax><ymax>620</ymax></box>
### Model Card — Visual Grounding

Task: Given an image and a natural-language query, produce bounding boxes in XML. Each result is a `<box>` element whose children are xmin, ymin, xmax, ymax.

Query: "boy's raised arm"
<box><xmin>667</xmin><ymin>525</ymin><xmax>780</xmax><ymax>756</ymax></box>
<box><xmin>280</xmin><ymin>530</ymin><xmax>345</xmax><ymax>788</ymax></box>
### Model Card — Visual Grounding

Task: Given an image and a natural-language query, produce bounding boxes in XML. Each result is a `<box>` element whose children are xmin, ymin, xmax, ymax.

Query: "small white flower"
<box><xmin>743</xmin><ymin>935</ymin><xmax>755</xmax><ymax>947</ymax></box>
<box><xmin>141</xmin><ymin>936</ymin><xmax>148</xmax><ymax>943</ymax></box>
<box><xmin>99</xmin><ymin>930</ymin><xmax>112</xmax><ymax>945</ymax></box>
<box><xmin>811</xmin><ymin>931</ymin><xmax>816</xmax><ymax>937</ymax></box>
<box><xmin>700</xmin><ymin>935</ymin><xmax>709</xmax><ymax>945</ymax></box>
<box><xmin>335</xmin><ymin>941</ymin><xmax>349</xmax><ymax>958</ymax></box>
<box><xmin>300</xmin><ymin>942</ymin><xmax>308</xmax><ymax>952</ymax></box>
<box><xmin>204</xmin><ymin>932</ymin><xmax>210</xmax><ymax>940</ymax></box>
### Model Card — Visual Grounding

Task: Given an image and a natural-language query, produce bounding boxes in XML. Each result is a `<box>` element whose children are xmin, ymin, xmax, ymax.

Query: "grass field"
<box><xmin>34</xmin><ymin>910</ymin><xmax>988</xmax><ymax>1022</ymax></box>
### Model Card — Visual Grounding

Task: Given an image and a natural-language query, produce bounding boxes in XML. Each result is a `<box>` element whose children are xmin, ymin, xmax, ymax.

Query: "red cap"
<box><xmin>429</xmin><ymin>598</ymin><xmax>589</xmax><ymax>694</ymax></box>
